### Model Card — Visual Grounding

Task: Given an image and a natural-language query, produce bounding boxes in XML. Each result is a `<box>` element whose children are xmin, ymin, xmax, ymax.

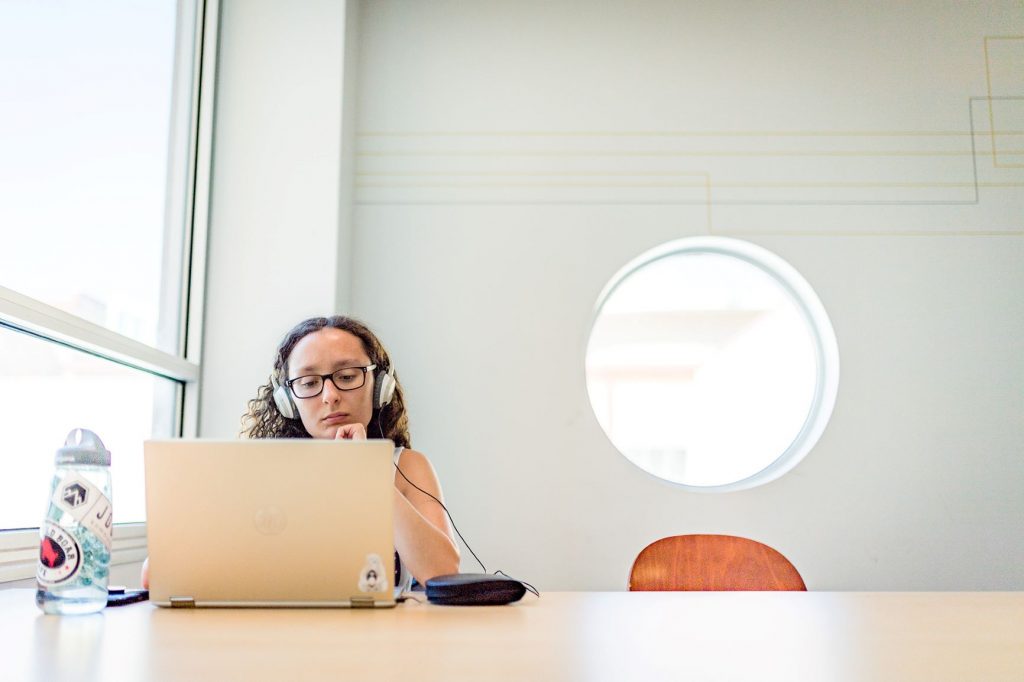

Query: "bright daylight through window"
<box><xmin>0</xmin><ymin>0</ymin><xmax>204</xmax><ymax>542</ymax></box>
<box><xmin>586</xmin><ymin>237</ymin><xmax>839</xmax><ymax>492</ymax></box>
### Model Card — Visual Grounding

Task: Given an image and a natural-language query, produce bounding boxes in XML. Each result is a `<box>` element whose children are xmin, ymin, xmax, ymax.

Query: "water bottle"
<box><xmin>36</xmin><ymin>429</ymin><xmax>113</xmax><ymax>615</ymax></box>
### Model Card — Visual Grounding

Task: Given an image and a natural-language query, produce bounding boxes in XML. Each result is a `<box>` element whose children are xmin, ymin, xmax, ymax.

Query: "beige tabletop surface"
<box><xmin>2</xmin><ymin>589</ymin><xmax>1022</xmax><ymax>681</ymax></box>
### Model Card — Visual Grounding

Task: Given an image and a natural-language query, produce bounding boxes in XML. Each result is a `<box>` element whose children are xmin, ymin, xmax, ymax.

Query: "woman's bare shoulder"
<box><xmin>394</xmin><ymin>448</ymin><xmax>442</xmax><ymax>492</ymax></box>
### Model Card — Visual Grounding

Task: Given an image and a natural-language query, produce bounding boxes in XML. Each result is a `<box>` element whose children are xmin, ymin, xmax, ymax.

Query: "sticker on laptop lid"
<box><xmin>358</xmin><ymin>553</ymin><xmax>388</xmax><ymax>593</ymax></box>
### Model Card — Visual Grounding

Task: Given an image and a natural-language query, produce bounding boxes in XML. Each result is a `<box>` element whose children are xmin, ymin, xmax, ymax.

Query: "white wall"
<box><xmin>349</xmin><ymin>0</ymin><xmax>1024</xmax><ymax>591</ymax></box>
<box><xmin>201</xmin><ymin>0</ymin><xmax>358</xmax><ymax>435</ymax></box>
<box><xmin>202</xmin><ymin>0</ymin><xmax>1024</xmax><ymax>590</ymax></box>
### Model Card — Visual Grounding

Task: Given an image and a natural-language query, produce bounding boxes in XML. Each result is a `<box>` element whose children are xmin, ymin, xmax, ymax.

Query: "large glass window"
<box><xmin>0</xmin><ymin>327</ymin><xmax>180</xmax><ymax>529</ymax></box>
<box><xmin>0</xmin><ymin>1</ymin><xmax>189</xmax><ymax>353</ymax></box>
<box><xmin>0</xmin><ymin>0</ymin><xmax>206</xmax><ymax>560</ymax></box>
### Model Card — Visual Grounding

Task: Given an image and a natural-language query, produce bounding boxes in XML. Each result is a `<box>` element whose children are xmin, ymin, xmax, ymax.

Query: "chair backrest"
<box><xmin>629</xmin><ymin>534</ymin><xmax>806</xmax><ymax>591</ymax></box>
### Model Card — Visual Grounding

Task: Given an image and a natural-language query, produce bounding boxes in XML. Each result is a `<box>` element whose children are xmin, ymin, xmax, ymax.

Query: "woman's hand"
<box><xmin>141</xmin><ymin>557</ymin><xmax>150</xmax><ymax>589</ymax></box>
<box><xmin>334</xmin><ymin>423</ymin><xmax>367</xmax><ymax>440</ymax></box>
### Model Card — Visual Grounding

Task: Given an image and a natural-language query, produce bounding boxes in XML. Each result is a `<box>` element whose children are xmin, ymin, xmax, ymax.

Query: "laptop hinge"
<box><xmin>170</xmin><ymin>596</ymin><xmax>196</xmax><ymax>608</ymax></box>
<box><xmin>350</xmin><ymin>596</ymin><xmax>375</xmax><ymax>609</ymax></box>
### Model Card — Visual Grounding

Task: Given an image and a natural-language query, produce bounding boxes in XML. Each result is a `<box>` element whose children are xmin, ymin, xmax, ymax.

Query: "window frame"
<box><xmin>0</xmin><ymin>0</ymin><xmax>219</xmax><ymax>583</ymax></box>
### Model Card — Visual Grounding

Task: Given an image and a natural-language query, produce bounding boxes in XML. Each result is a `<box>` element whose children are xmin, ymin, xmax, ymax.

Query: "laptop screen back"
<box><xmin>144</xmin><ymin>438</ymin><xmax>395</xmax><ymax>607</ymax></box>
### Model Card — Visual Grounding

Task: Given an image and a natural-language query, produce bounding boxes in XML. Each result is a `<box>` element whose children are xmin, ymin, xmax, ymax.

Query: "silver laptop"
<box><xmin>144</xmin><ymin>438</ymin><xmax>396</xmax><ymax>608</ymax></box>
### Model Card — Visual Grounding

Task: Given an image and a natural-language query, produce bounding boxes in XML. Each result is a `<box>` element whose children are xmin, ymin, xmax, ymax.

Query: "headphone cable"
<box><xmin>392</xmin><ymin>459</ymin><xmax>489</xmax><ymax>574</ymax></box>
<box><xmin>393</xmin><ymin>462</ymin><xmax>538</xmax><ymax>597</ymax></box>
<box><xmin>380</xmin><ymin>417</ymin><xmax>538</xmax><ymax>596</ymax></box>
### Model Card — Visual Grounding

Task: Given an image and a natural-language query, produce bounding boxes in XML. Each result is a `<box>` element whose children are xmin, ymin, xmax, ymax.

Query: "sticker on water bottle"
<box><xmin>51</xmin><ymin>474</ymin><xmax>113</xmax><ymax>551</ymax></box>
<box><xmin>37</xmin><ymin>521</ymin><xmax>82</xmax><ymax>585</ymax></box>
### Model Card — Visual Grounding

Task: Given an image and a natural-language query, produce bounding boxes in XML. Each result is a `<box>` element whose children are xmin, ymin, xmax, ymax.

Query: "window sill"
<box><xmin>0</xmin><ymin>524</ymin><xmax>147</xmax><ymax>584</ymax></box>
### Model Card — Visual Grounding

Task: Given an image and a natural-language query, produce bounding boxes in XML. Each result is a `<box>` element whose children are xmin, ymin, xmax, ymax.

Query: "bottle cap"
<box><xmin>56</xmin><ymin>428</ymin><xmax>111</xmax><ymax>466</ymax></box>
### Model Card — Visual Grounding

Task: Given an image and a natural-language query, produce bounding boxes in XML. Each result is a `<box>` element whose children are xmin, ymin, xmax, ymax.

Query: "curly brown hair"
<box><xmin>241</xmin><ymin>316</ymin><xmax>411</xmax><ymax>448</ymax></box>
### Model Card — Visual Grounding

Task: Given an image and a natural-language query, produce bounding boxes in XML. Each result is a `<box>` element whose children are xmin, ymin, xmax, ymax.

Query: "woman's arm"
<box><xmin>392</xmin><ymin>448</ymin><xmax>461</xmax><ymax>584</ymax></box>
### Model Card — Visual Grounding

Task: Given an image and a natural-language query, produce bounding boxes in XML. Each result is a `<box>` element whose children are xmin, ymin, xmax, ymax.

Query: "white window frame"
<box><xmin>0</xmin><ymin>0</ymin><xmax>219</xmax><ymax>583</ymax></box>
<box><xmin>586</xmin><ymin>236</ymin><xmax>841</xmax><ymax>493</ymax></box>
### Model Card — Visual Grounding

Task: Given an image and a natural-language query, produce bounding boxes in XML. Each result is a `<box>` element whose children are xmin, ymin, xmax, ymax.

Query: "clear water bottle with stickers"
<box><xmin>36</xmin><ymin>429</ymin><xmax>113</xmax><ymax>615</ymax></box>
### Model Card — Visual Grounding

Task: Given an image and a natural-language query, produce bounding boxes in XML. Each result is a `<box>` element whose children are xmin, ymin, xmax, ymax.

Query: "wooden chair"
<box><xmin>629</xmin><ymin>534</ymin><xmax>806</xmax><ymax>591</ymax></box>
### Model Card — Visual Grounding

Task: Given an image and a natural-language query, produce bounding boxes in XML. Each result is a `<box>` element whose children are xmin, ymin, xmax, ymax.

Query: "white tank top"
<box><xmin>393</xmin><ymin>446</ymin><xmax>414</xmax><ymax>596</ymax></box>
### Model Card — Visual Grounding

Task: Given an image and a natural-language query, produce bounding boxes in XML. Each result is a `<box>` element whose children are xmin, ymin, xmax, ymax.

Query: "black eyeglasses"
<box><xmin>286</xmin><ymin>364</ymin><xmax>376</xmax><ymax>399</ymax></box>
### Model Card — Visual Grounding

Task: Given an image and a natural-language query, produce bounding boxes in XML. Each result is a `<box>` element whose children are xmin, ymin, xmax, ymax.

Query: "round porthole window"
<box><xmin>585</xmin><ymin>237</ymin><xmax>839</xmax><ymax>492</ymax></box>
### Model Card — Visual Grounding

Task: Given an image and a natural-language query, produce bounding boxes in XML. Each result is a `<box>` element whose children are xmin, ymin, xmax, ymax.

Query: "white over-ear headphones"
<box><xmin>373</xmin><ymin>364</ymin><xmax>397</xmax><ymax>410</ymax></box>
<box><xmin>271</xmin><ymin>371</ymin><xmax>298</xmax><ymax>420</ymax></box>
<box><xmin>271</xmin><ymin>364</ymin><xmax>396</xmax><ymax>421</ymax></box>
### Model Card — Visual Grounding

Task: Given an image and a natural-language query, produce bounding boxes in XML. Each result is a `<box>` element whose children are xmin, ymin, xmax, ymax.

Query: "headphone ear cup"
<box><xmin>374</xmin><ymin>365</ymin><xmax>396</xmax><ymax>410</ymax></box>
<box><xmin>271</xmin><ymin>374</ymin><xmax>298</xmax><ymax>420</ymax></box>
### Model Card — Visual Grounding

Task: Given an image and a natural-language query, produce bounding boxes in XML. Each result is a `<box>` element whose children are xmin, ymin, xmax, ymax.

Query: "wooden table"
<box><xmin>2</xmin><ymin>590</ymin><xmax>1022</xmax><ymax>681</ymax></box>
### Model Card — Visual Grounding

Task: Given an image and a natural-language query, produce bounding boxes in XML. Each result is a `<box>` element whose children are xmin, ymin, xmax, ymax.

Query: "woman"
<box><xmin>142</xmin><ymin>315</ymin><xmax>460</xmax><ymax>591</ymax></box>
